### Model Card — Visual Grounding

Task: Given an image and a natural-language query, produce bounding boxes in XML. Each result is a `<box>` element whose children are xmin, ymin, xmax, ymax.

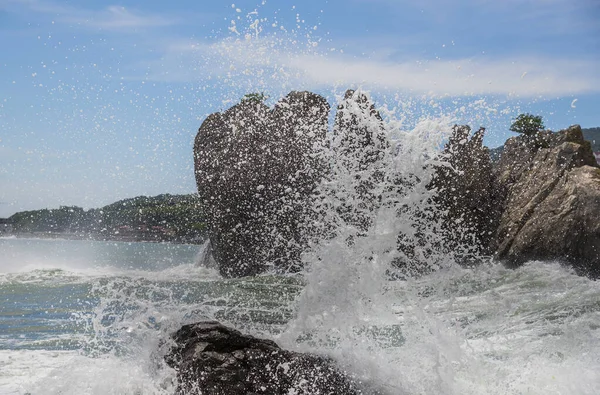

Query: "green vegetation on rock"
<box><xmin>510</xmin><ymin>113</ymin><xmax>545</xmax><ymax>136</ymax></box>
<box><xmin>242</xmin><ymin>92</ymin><xmax>268</xmax><ymax>103</ymax></box>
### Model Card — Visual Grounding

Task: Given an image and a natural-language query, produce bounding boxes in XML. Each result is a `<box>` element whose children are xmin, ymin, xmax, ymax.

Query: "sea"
<box><xmin>1</xmin><ymin>236</ymin><xmax>599</xmax><ymax>395</ymax></box>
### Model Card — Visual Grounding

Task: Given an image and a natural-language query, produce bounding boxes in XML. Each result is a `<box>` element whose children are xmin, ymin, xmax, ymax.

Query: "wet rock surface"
<box><xmin>194</xmin><ymin>88</ymin><xmax>600</xmax><ymax>278</ymax></box>
<box><xmin>329</xmin><ymin>89</ymin><xmax>390</xmax><ymax>233</ymax></box>
<box><xmin>492</xmin><ymin>125</ymin><xmax>600</xmax><ymax>276</ymax></box>
<box><xmin>431</xmin><ymin>125</ymin><xmax>500</xmax><ymax>256</ymax></box>
<box><xmin>194</xmin><ymin>89</ymin><xmax>397</xmax><ymax>278</ymax></box>
<box><xmin>166</xmin><ymin>321</ymin><xmax>378</xmax><ymax>395</ymax></box>
<box><xmin>194</xmin><ymin>91</ymin><xmax>329</xmax><ymax>277</ymax></box>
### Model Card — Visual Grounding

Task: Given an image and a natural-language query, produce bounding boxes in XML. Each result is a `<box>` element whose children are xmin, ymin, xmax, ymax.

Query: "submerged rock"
<box><xmin>492</xmin><ymin>125</ymin><xmax>600</xmax><ymax>276</ymax></box>
<box><xmin>166</xmin><ymin>321</ymin><xmax>377</xmax><ymax>395</ymax></box>
<box><xmin>194</xmin><ymin>92</ymin><xmax>329</xmax><ymax>277</ymax></box>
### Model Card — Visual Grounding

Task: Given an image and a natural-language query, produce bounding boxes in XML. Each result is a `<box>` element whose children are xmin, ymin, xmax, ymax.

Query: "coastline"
<box><xmin>0</xmin><ymin>231</ymin><xmax>204</xmax><ymax>245</ymax></box>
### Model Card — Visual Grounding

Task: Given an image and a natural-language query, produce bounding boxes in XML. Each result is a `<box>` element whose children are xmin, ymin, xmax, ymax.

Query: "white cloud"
<box><xmin>2</xmin><ymin>0</ymin><xmax>179</xmax><ymax>31</ymax></box>
<box><xmin>65</xmin><ymin>5</ymin><xmax>178</xmax><ymax>30</ymax></box>
<box><xmin>290</xmin><ymin>54</ymin><xmax>599</xmax><ymax>97</ymax></box>
<box><xmin>138</xmin><ymin>35</ymin><xmax>600</xmax><ymax>98</ymax></box>
<box><xmin>5</xmin><ymin>0</ymin><xmax>598</xmax><ymax>98</ymax></box>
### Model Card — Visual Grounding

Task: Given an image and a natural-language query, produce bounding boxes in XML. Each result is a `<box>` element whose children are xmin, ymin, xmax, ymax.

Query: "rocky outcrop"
<box><xmin>166</xmin><ymin>321</ymin><xmax>379</xmax><ymax>395</ymax></box>
<box><xmin>431</xmin><ymin>125</ymin><xmax>500</xmax><ymax>256</ymax></box>
<box><xmin>492</xmin><ymin>125</ymin><xmax>600</xmax><ymax>276</ymax></box>
<box><xmin>329</xmin><ymin>89</ymin><xmax>390</xmax><ymax>234</ymax></box>
<box><xmin>194</xmin><ymin>87</ymin><xmax>600</xmax><ymax>278</ymax></box>
<box><xmin>194</xmin><ymin>92</ymin><xmax>329</xmax><ymax>277</ymax></box>
<box><xmin>194</xmin><ymin>90</ymin><xmax>397</xmax><ymax>277</ymax></box>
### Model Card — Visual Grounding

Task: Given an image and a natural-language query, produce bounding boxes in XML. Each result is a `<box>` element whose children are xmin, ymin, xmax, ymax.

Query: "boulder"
<box><xmin>166</xmin><ymin>321</ymin><xmax>378</xmax><ymax>395</ymax></box>
<box><xmin>492</xmin><ymin>125</ymin><xmax>600</xmax><ymax>276</ymax></box>
<box><xmin>194</xmin><ymin>92</ymin><xmax>329</xmax><ymax>277</ymax></box>
<box><xmin>493</xmin><ymin>126</ymin><xmax>596</xmax><ymax>195</ymax></box>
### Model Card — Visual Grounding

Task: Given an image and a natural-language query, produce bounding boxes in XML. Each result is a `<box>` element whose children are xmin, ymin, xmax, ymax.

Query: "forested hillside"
<box><xmin>7</xmin><ymin>194</ymin><xmax>206</xmax><ymax>243</ymax></box>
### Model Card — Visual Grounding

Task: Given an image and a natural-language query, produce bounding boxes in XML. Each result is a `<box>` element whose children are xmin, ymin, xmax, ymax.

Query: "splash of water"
<box><xmin>260</xmin><ymin>89</ymin><xmax>458</xmax><ymax>391</ymax></box>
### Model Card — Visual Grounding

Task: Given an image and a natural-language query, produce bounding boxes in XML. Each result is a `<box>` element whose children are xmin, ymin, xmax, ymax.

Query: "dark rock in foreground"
<box><xmin>166</xmin><ymin>321</ymin><xmax>378</xmax><ymax>395</ymax></box>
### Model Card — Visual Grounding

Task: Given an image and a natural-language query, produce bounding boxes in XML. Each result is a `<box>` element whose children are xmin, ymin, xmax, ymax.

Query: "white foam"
<box><xmin>279</xmin><ymin>260</ymin><xmax>600</xmax><ymax>394</ymax></box>
<box><xmin>272</xmin><ymin>93</ymin><xmax>600</xmax><ymax>393</ymax></box>
<box><xmin>0</xmin><ymin>350</ymin><xmax>177</xmax><ymax>395</ymax></box>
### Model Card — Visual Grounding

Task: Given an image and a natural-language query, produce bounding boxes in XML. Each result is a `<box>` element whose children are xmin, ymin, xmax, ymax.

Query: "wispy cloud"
<box><xmin>3</xmin><ymin>0</ymin><xmax>598</xmax><ymax>98</ymax></box>
<box><xmin>66</xmin><ymin>5</ymin><xmax>178</xmax><ymax>30</ymax></box>
<box><xmin>2</xmin><ymin>0</ymin><xmax>179</xmax><ymax>31</ymax></box>
<box><xmin>291</xmin><ymin>54</ymin><xmax>599</xmax><ymax>97</ymax></box>
<box><xmin>137</xmin><ymin>34</ymin><xmax>600</xmax><ymax>98</ymax></box>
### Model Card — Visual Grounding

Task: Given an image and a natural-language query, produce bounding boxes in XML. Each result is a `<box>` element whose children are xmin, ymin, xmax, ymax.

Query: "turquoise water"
<box><xmin>1</xmin><ymin>237</ymin><xmax>600</xmax><ymax>394</ymax></box>
<box><xmin>0</xmin><ymin>238</ymin><xmax>302</xmax><ymax>394</ymax></box>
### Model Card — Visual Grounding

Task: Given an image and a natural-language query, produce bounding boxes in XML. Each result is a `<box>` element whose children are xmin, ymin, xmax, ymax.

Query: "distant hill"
<box><xmin>582</xmin><ymin>127</ymin><xmax>600</xmax><ymax>152</ymax></box>
<box><xmin>8</xmin><ymin>194</ymin><xmax>206</xmax><ymax>243</ymax></box>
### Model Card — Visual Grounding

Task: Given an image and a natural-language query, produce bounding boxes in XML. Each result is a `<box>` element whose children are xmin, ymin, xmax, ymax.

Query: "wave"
<box><xmin>4</xmin><ymin>259</ymin><xmax>599</xmax><ymax>395</ymax></box>
<box><xmin>0</xmin><ymin>264</ymin><xmax>221</xmax><ymax>286</ymax></box>
<box><xmin>0</xmin><ymin>349</ymin><xmax>177</xmax><ymax>395</ymax></box>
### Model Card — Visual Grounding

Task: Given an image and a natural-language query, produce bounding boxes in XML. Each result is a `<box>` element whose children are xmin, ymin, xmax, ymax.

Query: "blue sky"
<box><xmin>0</xmin><ymin>0</ymin><xmax>599</xmax><ymax>217</ymax></box>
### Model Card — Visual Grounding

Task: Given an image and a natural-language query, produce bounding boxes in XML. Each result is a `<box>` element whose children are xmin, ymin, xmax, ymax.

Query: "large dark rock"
<box><xmin>166</xmin><ymin>321</ymin><xmax>378</xmax><ymax>395</ymax></box>
<box><xmin>492</xmin><ymin>125</ymin><xmax>600</xmax><ymax>276</ymax></box>
<box><xmin>329</xmin><ymin>89</ymin><xmax>390</xmax><ymax>234</ymax></box>
<box><xmin>194</xmin><ymin>92</ymin><xmax>329</xmax><ymax>277</ymax></box>
<box><xmin>431</xmin><ymin>125</ymin><xmax>500</xmax><ymax>257</ymax></box>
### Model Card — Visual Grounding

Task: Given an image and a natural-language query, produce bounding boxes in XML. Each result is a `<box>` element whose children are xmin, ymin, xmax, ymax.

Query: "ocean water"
<box><xmin>2</xmin><ymin>97</ymin><xmax>600</xmax><ymax>395</ymax></box>
<box><xmin>1</xmin><ymin>237</ymin><xmax>599</xmax><ymax>394</ymax></box>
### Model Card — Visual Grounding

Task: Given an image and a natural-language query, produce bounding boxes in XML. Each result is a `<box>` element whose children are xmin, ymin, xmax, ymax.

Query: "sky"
<box><xmin>0</xmin><ymin>0</ymin><xmax>599</xmax><ymax>217</ymax></box>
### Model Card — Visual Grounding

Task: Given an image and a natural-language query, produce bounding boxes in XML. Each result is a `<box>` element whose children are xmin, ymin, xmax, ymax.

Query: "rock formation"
<box><xmin>431</xmin><ymin>125</ymin><xmax>500</xmax><ymax>257</ymax></box>
<box><xmin>194</xmin><ymin>86</ymin><xmax>600</xmax><ymax>278</ymax></box>
<box><xmin>426</xmin><ymin>123</ymin><xmax>600</xmax><ymax>276</ymax></box>
<box><xmin>194</xmin><ymin>89</ymin><xmax>396</xmax><ymax>277</ymax></box>
<box><xmin>194</xmin><ymin>92</ymin><xmax>329</xmax><ymax>277</ymax></box>
<box><xmin>166</xmin><ymin>321</ymin><xmax>379</xmax><ymax>395</ymax></box>
<box><xmin>492</xmin><ymin>125</ymin><xmax>600</xmax><ymax>276</ymax></box>
<box><xmin>327</xmin><ymin>89</ymin><xmax>390</xmax><ymax>235</ymax></box>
